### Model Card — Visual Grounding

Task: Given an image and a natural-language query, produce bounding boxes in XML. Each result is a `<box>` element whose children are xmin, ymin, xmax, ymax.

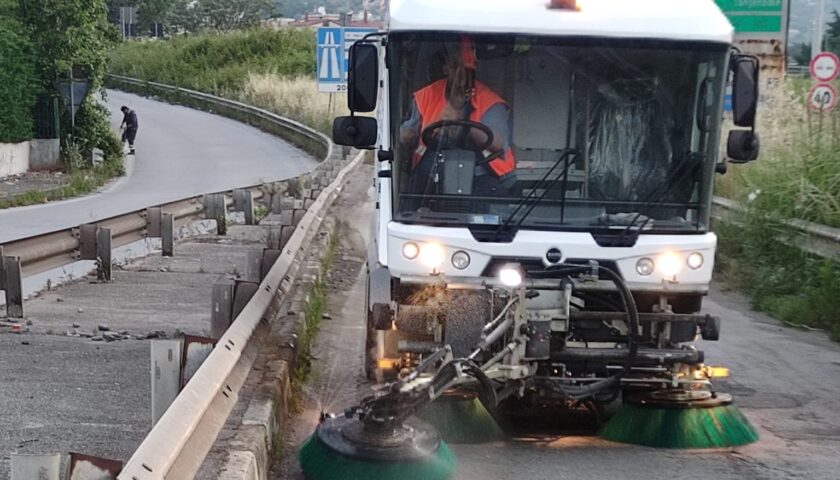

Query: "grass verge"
<box><xmin>714</xmin><ymin>83</ymin><xmax>840</xmax><ymax>341</ymax></box>
<box><xmin>0</xmin><ymin>163</ymin><xmax>124</xmax><ymax>209</ymax></box>
<box><xmin>290</xmin><ymin>224</ymin><xmax>339</xmax><ymax>411</ymax></box>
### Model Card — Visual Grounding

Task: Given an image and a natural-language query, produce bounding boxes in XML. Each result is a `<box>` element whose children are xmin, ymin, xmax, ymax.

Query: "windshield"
<box><xmin>387</xmin><ymin>33</ymin><xmax>728</xmax><ymax>234</ymax></box>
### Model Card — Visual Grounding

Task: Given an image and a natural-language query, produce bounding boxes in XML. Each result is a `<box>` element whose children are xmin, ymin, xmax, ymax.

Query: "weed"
<box><xmin>0</xmin><ymin>162</ymin><xmax>125</xmax><ymax>209</ymax></box>
<box><xmin>714</xmin><ymin>83</ymin><xmax>840</xmax><ymax>341</ymax></box>
<box><xmin>289</xmin><ymin>225</ymin><xmax>339</xmax><ymax>410</ymax></box>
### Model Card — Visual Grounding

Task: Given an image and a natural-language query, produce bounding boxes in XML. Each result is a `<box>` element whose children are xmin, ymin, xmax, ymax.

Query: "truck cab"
<box><xmin>334</xmin><ymin>0</ymin><xmax>760</xmax><ymax>405</ymax></box>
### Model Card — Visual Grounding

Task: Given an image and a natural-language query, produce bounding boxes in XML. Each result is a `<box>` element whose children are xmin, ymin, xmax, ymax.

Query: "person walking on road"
<box><xmin>120</xmin><ymin>106</ymin><xmax>139</xmax><ymax>155</ymax></box>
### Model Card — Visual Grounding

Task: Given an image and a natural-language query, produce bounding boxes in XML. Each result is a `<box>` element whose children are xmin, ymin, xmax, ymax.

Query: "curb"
<box><xmin>210</xmin><ymin>183</ymin><xmax>345</xmax><ymax>480</ymax></box>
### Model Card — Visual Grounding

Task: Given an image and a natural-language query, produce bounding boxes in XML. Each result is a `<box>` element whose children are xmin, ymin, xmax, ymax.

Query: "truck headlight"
<box><xmin>687</xmin><ymin>252</ymin><xmax>704</xmax><ymax>270</ymax></box>
<box><xmin>658</xmin><ymin>251</ymin><xmax>682</xmax><ymax>277</ymax></box>
<box><xmin>499</xmin><ymin>264</ymin><xmax>523</xmax><ymax>287</ymax></box>
<box><xmin>636</xmin><ymin>257</ymin><xmax>655</xmax><ymax>276</ymax></box>
<box><xmin>451</xmin><ymin>251</ymin><xmax>470</xmax><ymax>270</ymax></box>
<box><xmin>419</xmin><ymin>243</ymin><xmax>445</xmax><ymax>269</ymax></box>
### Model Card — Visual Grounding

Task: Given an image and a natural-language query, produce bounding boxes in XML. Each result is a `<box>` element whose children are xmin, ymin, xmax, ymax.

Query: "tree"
<box><xmin>790</xmin><ymin>42</ymin><xmax>812</xmax><ymax>66</ymax></box>
<box><xmin>168</xmin><ymin>0</ymin><xmax>277</xmax><ymax>34</ymax></box>
<box><xmin>197</xmin><ymin>0</ymin><xmax>277</xmax><ymax>31</ymax></box>
<box><xmin>136</xmin><ymin>0</ymin><xmax>172</xmax><ymax>35</ymax></box>
<box><xmin>0</xmin><ymin>0</ymin><xmax>37</xmax><ymax>143</ymax></box>
<box><xmin>18</xmin><ymin>0</ymin><xmax>121</xmax><ymax>160</ymax></box>
<box><xmin>827</xmin><ymin>9</ymin><xmax>840</xmax><ymax>56</ymax></box>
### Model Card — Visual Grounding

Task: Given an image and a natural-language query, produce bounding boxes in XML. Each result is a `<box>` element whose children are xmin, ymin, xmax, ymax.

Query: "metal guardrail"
<box><xmin>1</xmin><ymin>76</ymin><xmax>336</xmax><ymax>319</ymax></box>
<box><xmin>2</xmin><ymin>74</ymin><xmax>361</xmax><ymax>477</ymax></box>
<box><xmin>117</xmin><ymin>149</ymin><xmax>365</xmax><ymax>480</ymax></box>
<box><xmin>712</xmin><ymin>196</ymin><xmax>840</xmax><ymax>259</ymax></box>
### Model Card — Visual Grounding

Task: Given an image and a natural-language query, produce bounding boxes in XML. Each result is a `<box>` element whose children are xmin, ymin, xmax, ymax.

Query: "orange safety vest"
<box><xmin>413</xmin><ymin>79</ymin><xmax>516</xmax><ymax>177</ymax></box>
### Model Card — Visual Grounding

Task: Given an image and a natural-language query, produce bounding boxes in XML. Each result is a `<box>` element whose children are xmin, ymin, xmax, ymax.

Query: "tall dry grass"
<box><xmin>715</xmin><ymin>81</ymin><xmax>840</xmax><ymax>228</ymax></box>
<box><xmin>714</xmin><ymin>80</ymin><xmax>840</xmax><ymax>341</ymax></box>
<box><xmin>239</xmin><ymin>73</ymin><xmax>349</xmax><ymax>135</ymax></box>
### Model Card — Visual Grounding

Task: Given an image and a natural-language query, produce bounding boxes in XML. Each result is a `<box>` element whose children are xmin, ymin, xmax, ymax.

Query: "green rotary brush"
<box><xmin>599</xmin><ymin>389</ymin><xmax>758</xmax><ymax>449</ymax></box>
<box><xmin>299</xmin><ymin>414</ymin><xmax>456</xmax><ymax>480</ymax></box>
<box><xmin>415</xmin><ymin>391</ymin><xmax>504</xmax><ymax>444</ymax></box>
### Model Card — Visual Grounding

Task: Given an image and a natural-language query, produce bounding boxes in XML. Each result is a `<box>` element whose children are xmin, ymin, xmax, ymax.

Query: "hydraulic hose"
<box><xmin>530</xmin><ymin>264</ymin><xmax>640</xmax><ymax>399</ymax></box>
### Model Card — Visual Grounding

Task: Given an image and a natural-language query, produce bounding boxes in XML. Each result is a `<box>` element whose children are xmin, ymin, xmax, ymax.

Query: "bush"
<box><xmin>109</xmin><ymin>28</ymin><xmax>315</xmax><ymax>94</ymax></box>
<box><xmin>714</xmin><ymin>83</ymin><xmax>840</xmax><ymax>341</ymax></box>
<box><xmin>73</xmin><ymin>96</ymin><xmax>125</xmax><ymax>169</ymax></box>
<box><xmin>0</xmin><ymin>15</ymin><xmax>38</xmax><ymax>143</ymax></box>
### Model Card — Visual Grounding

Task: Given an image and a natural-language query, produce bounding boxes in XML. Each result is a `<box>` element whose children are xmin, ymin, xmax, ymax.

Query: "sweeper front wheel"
<box><xmin>299</xmin><ymin>416</ymin><xmax>456</xmax><ymax>480</ymax></box>
<box><xmin>599</xmin><ymin>390</ymin><xmax>759</xmax><ymax>449</ymax></box>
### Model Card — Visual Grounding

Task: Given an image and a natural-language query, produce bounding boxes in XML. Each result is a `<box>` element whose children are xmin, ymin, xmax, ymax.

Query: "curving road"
<box><xmin>0</xmin><ymin>90</ymin><xmax>316</xmax><ymax>244</ymax></box>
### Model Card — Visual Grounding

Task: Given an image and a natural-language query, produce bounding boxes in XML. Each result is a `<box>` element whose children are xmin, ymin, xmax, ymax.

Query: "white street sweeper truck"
<box><xmin>300</xmin><ymin>1</ymin><xmax>762</xmax><ymax>476</ymax></box>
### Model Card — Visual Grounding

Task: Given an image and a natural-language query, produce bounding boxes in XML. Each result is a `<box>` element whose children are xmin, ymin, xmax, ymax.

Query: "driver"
<box><xmin>400</xmin><ymin>37</ymin><xmax>516</xmax><ymax>196</ymax></box>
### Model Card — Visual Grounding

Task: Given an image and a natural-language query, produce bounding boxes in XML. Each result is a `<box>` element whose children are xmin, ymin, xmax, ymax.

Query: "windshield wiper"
<box><xmin>491</xmin><ymin>149</ymin><xmax>580</xmax><ymax>240</ymax></box>
<box><xmin>614</xmin><ymin>152</ymin><xmax>706</xmax><ymax>244</ymax></box>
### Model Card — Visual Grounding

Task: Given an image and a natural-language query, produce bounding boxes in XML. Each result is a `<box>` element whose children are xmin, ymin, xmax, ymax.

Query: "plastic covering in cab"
<box><xmin>588</xmin><ymin>78</ymin><xmax>674</xmax><ymax>203</ymax></box>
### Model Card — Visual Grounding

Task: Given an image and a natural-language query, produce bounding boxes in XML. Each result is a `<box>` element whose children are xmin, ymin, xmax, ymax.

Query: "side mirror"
<box><xmin>347</xmin><ymin>43</ymin><xmax>379</xmax><ymax>113</ymax></box>
<box><xmin>333</xmin><ymin>116</ymin><xmax>377</xmax><ymax>148</ymax></box>
<box><xmin>731</xmin><ymin>55</ymin><xmax>759</xmax><ymax>127</ymax></box>
<box><xmin>727</xmin><ymin>130</ymin><xmax>760</xmax><ymax>163</ymax></box>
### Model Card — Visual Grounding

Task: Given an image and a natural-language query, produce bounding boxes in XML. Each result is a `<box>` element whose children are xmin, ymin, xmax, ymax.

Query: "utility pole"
<box><xmin>812</xmin><ymin>0</ymin><xmax>826</xmax><ymax>59</ymax></box>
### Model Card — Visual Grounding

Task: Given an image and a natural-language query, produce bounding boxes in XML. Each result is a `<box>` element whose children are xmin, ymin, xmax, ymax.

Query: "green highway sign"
<box><xmin>727</xmin><ymin>14</ymin><xmax>783</xmax><ymax>33</ymax></box>
<box><xmin>716</xmin><ymin>0</ymin><xmax>783</xmax><ymax>13</ymax></box>
<box><xmin>715</xmin><ymin>0</ymin><xmax>788</xmax><ymax>35</ymax></box>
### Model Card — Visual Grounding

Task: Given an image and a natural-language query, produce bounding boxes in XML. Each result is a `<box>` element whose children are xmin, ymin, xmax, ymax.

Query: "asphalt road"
<box><xmin>277</xmin><ymin>168</ymin><xmax>840</xmax><ymax>479</ymax></box>
<box><xmin>0</xmin><ymin>90</ymin><xmax>316</xmax><ymax>243</ymax></box>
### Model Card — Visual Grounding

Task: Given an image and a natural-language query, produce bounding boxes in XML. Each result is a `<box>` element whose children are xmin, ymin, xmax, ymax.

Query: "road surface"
<box><xmin>275</xmin><ymin>165</ymin><xmax>840</xmax><ymax>480</ymax></box>
<box><xmin>0</xmin><ymin>90</ymin><xmax>316</xmax><ymax>243</ymax></box>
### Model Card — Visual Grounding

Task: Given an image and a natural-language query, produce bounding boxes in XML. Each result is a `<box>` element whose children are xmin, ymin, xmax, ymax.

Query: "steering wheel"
<box><xmin>421</xmin><ymin>120</ymin><xmax>495</xmax><ymax>153</ymax></box>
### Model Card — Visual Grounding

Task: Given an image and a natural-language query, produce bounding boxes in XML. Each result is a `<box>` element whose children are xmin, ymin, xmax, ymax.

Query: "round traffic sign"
<box><xmin>810</xmin><ymin>52</ymin><xmax>840</xmax><ymax>82</ymax></box>
<box><xmin>807</xmin><ymin>83</ymin><xmax>838</xmax><ymax>112</ymax></box>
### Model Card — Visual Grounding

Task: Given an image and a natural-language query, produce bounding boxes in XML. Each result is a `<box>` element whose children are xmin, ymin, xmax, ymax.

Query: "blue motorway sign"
<box><xmin>316</xmin><ymin>26</ymin><xmax>377</xmax><ymax>93</ymax></box>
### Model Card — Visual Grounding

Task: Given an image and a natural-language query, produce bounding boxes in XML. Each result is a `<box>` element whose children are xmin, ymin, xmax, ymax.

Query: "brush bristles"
<box><xmin>298</xmin><ymin>434</ymin><xmax>456</xmax><ymax>480</ymax></box>
<box><xmin>599</xmin><ymin>404</ymin><xmax>759</xmax><ymax>449</ymax></box>
<box><xmin>415</xmin><ymin>397</ymin><xmax>504</xmax><ymax>444</ymax></box>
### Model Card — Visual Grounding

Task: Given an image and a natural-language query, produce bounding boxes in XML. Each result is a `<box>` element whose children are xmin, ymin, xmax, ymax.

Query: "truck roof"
<box><xmin>388</xmin><ymin>0</ymin><xmax>733</xmax><ymax>45</ymax></box>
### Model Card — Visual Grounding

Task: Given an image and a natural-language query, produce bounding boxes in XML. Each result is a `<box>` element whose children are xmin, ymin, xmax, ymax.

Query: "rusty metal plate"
<box><xmin>180</xmin><ymin>335</ymin><xmax>217</xmax><ymax>389</ymax></box>
<box><xmin>68</xmin><ymin>452</ymin><xmax>122</xmax><ymax>480</ymax></box>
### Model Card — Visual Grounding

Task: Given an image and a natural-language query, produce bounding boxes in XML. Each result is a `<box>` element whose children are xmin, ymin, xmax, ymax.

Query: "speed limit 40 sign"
<box><xmin>807</xmin><ymin>83</ymin><xmax>838</xmax><ymax>112</ymax></box>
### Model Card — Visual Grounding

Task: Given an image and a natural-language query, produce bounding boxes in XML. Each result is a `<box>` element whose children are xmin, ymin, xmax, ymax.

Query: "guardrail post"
<box><xmin>79</xmin><ymin>224</ymin><xmax>98</xmax><ymax>260</ymax></box>
<box><xmin>96</xmin><ymin>227</ymin><xmax>112</xmax><ymax>281</ymax></box>
<box><xmin>232</xmin><ymin>280</ymin><xmax>259</xmax><ymax>319</ymax></box>
<box><xmin>162</xmin><ymin>213</ymin><xmax>175</xmax><ymax>257</ymax></box>
<box><xmin>260</xmin><ymin>249</ymin><xmax>282</xmax><ymax>281</ymax></box>
<box><xmin>204</xmin><ymin>193</ymin><xmax>227</xmax><ymax>235</ymax></box>
<box><xmin>79</xmin><ymin>224</ymin><xmax>112</xmax><ymax>281</ymax></box>
<box><xmin>210</xmin><ymin>279</ymin><xmax>235</xmax><ymax>339</ymax></box>
<box><xmin>233</xmin><ymin>189</ymin><xmax>255</xmax><ymax>225</ymax></box>
<box><xmin>146</xmin><ymin>207</ymin><xmax>162</xmax><ymax>237</ymax></box>
<box><xmin>1</xmin><ymin>254</ymin><xmax>24</xmax><ymax>319</ymax></box>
